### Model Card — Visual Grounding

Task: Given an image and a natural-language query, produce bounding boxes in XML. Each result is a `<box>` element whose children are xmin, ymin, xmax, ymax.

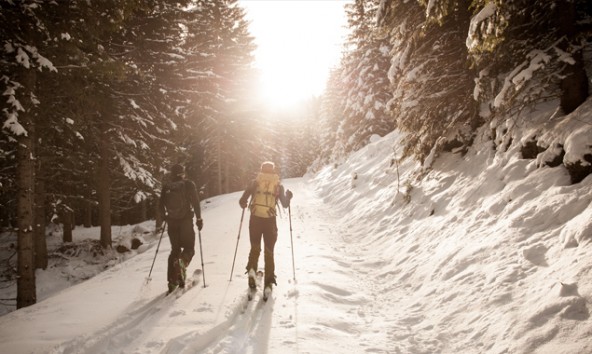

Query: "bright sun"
<box><xmin>257</xmin><ymin>58</ymin><xmax>319</xmax><ymax>110</ymax></box>
<box><xmin>240</xmin><ymin>0</ymin><xmax>351</xmax><ymax>111</ymax></box>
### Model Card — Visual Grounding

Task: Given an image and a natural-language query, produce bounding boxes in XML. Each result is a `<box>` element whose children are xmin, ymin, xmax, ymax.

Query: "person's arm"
<box><xmin>278</xmin><ymin>184</ymin><xmax>293</xmax><ymax>208</ymax></box>
<box><xmin>187</xmin><ymin>181</ymin><xmax>200</xmax><ymax>218</ymax></box>
<box><xmin>186</xmin><ymin>180</ymin><xmax>203</xmax><ymax>229</ymax></box>
<box><xmin>239</xmin><ymin>180</ymin><xmax>256</xmax><ymax>208</ymax></box>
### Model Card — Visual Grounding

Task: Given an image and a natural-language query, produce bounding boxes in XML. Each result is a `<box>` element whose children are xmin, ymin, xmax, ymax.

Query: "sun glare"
<box><xmin>240</xmin><ymin>0</ymin><xmax>351</xmax><ymax>111</ymax></box>
<box><xmin>257</xmin><ymin>61</ymin><xmax>318</xmax><ymax>110</ymax></box>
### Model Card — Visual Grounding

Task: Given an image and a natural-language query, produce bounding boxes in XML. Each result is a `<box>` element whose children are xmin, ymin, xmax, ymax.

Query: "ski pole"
<box><xmin>147</xmin><ymin>221</ymin><xmax>167</xmax><ymax>283</ymax></box>
<box><xmin>229</xmin><ymin>207</ymin><xmax>246</xmax><ymax>281</ymax></box>
<box><xmin>198</xmin><ymin>229</ymin><xmax>206</xmax><ymax>288</ymax></box>
<box><xmin>289</xmin><ymin>205</ymin><xmax>296</xmax><ymax>282</ymax></box>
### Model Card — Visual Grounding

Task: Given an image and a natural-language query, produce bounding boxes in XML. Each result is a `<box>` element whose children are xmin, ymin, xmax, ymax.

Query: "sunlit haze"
<box><xmin>240</xmin><ymin>0</ymin><xmax>351</xmax><ymax>110</ymax></box>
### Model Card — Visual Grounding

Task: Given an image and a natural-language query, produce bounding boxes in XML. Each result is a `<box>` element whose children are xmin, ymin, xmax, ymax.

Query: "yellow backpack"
<box><xmin>250</xmin><ymin>172</ymin><xmax>280</xmax><ymax>218</ymax></box>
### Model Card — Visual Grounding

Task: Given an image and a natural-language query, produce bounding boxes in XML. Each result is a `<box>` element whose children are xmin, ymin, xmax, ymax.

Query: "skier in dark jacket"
<box><xmin>159</xmin><ymin>164</ymin><xmax>203</xmax><ymax>293</ymax></box>
<box><xmin>239</xmin><ymin>161</ymin><xmax>292</xmax><ymax>297</ymax></box>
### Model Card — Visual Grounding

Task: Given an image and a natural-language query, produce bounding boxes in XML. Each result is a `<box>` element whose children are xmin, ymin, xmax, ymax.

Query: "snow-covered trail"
<box><xmin>20</xmin><ymin>178</ymin><xmax>384</xmax><ymax>354</ymax></box>
<box><xmin>3</xmin><ymin>126</ymin><xmax>592</xmax><ymax>354</ymax></box>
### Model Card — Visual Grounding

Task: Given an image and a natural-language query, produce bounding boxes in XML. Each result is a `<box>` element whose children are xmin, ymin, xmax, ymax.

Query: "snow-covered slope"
<box><xmin>310</xmin><ymin>103</ymin><xmax>592</xmax><ymax>353</ymax></box>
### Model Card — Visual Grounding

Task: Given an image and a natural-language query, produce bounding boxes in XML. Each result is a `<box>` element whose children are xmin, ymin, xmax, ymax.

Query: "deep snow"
<box><xmin>1</xmin><ymin>100</ymin><xmax>592</xmax><ymax>353</ymax></box>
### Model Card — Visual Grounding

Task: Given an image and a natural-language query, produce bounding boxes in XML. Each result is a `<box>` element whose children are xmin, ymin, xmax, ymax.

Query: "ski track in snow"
<box><xmin>169</xmin><ymin>293</ymin><xmax>273</xmax><ymax>354</ymax></box>
<box><xmin>48</xmin><ymin>275</ymin><xmax>204</xmax><ymax>354</ymax></box>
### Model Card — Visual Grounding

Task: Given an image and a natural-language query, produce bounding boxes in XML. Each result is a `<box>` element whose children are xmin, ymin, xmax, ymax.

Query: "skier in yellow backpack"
<box><xmin>239</xmin><ymin>161</ymin><xmax>292</xmax><ymax>298</ymax></box>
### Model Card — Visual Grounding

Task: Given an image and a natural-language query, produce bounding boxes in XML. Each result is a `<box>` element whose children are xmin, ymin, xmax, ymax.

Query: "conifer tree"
<box><xmin>0</xmin><ymin>0</ymin><xmax>60</xmax><ymax>309</ymax></box>
<box><xmin>378</xmin><ymin>0</ymin><xmax>479</xmax><ymax>161</ymax></box>
<box><xmin>338</xmin><ymin>0</ymin><xmax>393</xmax><ymax>153</ymax></box>
<box><xmin>193</xmin><ymin>0</ymin><xmax>257</xmax><ymax>195</ymax></box>
<box><xmin>318</xmin><ymin>67</ymin><xmax>348</xmax><ymax>163</ymax></box>
<box><xmin>468</xmin><ymin>0</ymin><xmax>591</xmax><ymax>117</ymax></box>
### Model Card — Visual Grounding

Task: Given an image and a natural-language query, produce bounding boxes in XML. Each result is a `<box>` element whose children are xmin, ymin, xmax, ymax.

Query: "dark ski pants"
<box><xmin>246</xmin><ymin>215</ymin><xmax>278</xmax><ymax>286</ymax></box>
<box><xmin>167</xmin><ymin>217</ymin><xmax>195</xmax><ymax>285</ymax></box>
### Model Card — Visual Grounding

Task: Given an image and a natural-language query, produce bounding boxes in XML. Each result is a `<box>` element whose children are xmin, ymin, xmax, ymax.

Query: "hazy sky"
<box><xmin>239</xmin><ymin>0</ymin><xmax>352</xmax><ymax>109</ymax></box>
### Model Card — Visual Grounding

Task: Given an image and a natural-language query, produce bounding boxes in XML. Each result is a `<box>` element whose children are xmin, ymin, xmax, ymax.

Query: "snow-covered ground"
<box><xmin>1</xmin><ymin>103</ymin><xmax>592</xmax><ymax>353</ymax></box>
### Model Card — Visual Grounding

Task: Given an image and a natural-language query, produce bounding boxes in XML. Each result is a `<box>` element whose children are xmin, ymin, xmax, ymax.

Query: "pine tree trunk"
<box><xmin>217</xmin><ymin>138</ymin><xmax>223</xmax><ymax>195</ymax></box>
<box><xmin>34</xmin><ymin>170</ymin><xmax>48</xmax><ymax>270</ymax></box>
<box><xmin>83</xmin><ymin>192</ymin><xmax>92</xmax><ymax>228</ymax></box>
<box><xmin>98</xmin><ymin>123</ymin><xmax>112</xmax><ymax>248</ymax></box>
<box><xmin>62</xmin><ymin>207</ymin><xmax>73</xmax><ymax>243</ymax></box>
<box><xmin>140</xmin><ymin>198</ymin><xmax>147</xmax><ymax>221</ymax></box>
<box><xmin>16</xmin><ymin>66</ymin><xmax>37</xmax><ymax>309</ymax></box>
<box><xmin>224</xmin><ymin>159</ymin><xmax>230</xmax><ymax>194</ymax></box>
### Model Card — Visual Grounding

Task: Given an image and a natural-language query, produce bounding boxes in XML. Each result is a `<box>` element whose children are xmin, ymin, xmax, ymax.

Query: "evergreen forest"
<box><xmin>1</xmin><ymin>0</ymin><xmax>591</xmax><ymax>309</ymax></box>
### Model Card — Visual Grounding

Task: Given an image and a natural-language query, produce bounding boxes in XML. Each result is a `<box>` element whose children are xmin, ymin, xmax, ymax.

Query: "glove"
<box><xmin>286</xmin><ymin>189</ymin><xmax>293</xmax><ymax>200</ymax></box>
<box><xmin>196</xmin><ymin>218</ymin><xmax>203</xmax><ymax>231</ymax></box>
<box><xmin>239</xmin><ymin>198</ymin><xmax>248</xmax><ymax>209</ymax></box>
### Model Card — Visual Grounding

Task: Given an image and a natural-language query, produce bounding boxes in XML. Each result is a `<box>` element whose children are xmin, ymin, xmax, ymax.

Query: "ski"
<box><xmin>167</xmin><ymin>269</ymin><xmax>202</xmax><ymax>297</ymax></box>
<box><xmin>178</xmin><ymin>269</ymin><xmax>202</xmax><ymax>294</ymax></box>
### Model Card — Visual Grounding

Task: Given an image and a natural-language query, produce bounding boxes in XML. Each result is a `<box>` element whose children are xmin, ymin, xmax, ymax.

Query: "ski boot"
<box><xmin>167</xmin><ymin>282</ymin><xmax>178</xmax><ymax>295</ymax></box>
<box><xmin>247</xmin><ymin>269</ymin><xmax>257</xmax><ymax>300</ymax></box>
<box><xmin>263</xmin><ymin>276</ymin><xmax>275</xmax><ymax>302</ymax></box>
<box><xmin>263</xmin><ymin>283</ymin><xmax>272</xmax><ymax>302</ymax></box>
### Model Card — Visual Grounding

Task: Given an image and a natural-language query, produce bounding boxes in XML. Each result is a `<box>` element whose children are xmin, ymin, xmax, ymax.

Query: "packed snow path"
<box><xmin>40</xmin><ymin>179</ymin><xmax>386</xmax><ymax>354</ymax></box>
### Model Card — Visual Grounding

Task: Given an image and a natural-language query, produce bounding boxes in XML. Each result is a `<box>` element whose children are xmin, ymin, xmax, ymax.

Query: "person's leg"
<box><xmin>246</xmin><ymin>216</ymin><xmax>264</xmax><ymax>288</ymax></box>
<box><xmin>179</xmin><ymin>218</ymin><xmax>195</xmax><ymax>264</ymax></box>
<box><xmin>167</xmin><ymin>221</ymin><xmax>182</xmax><ymax>292</ymax></box>
<box><xmin>262</xmin><ymin>218</ymin><xmax>278</xmax><ymax>288</ymax></box>
<box><xmin>178</xmin><ymin>218</ymin><xmax>196</xmax><ymax>286</ymax></box>
<box><xmin>246</xmin><ymin>216</ymin><xmax>264</xmax><ymax>271</ymax></box>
